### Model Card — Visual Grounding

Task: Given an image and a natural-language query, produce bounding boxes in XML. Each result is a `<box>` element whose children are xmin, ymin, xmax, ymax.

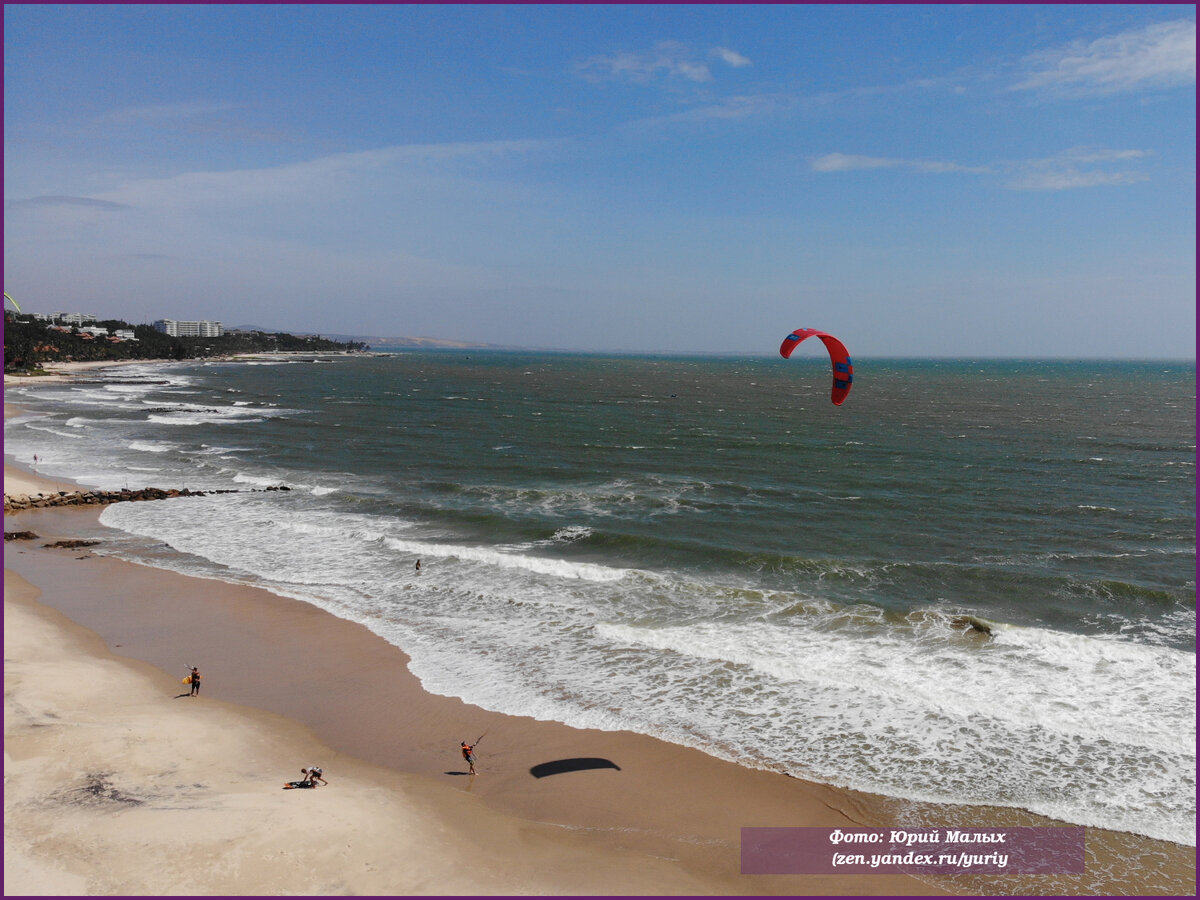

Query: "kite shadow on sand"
<box><xmin>529</xmin><ymin>758</ymin><xmax>621</xmax><ymax>779</ymax></box>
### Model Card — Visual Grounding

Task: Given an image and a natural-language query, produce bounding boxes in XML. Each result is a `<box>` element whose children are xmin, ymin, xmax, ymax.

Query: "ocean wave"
<box><xmin>22</xmin><ymin>423</ymin><xmax>86</xmax><ymax>440</ymax></box>
<box><xmin>129</xmin><ymin>441</ymin><xmax>176</xmax><ymax>453</ymax></box>
<box><xmin>148</xmin><ymin>413</ymin><xmax>267</xmax><ymax>426</ymax></box>
<box><xmin>379</xmin><ymin>535</ymin><xmax>629</xmax><ymax>582</ymax></box>
<box><xmin>589</xmin><ymin>617</ymin><xmax>1193</xmax><ymax>844</ymax></box>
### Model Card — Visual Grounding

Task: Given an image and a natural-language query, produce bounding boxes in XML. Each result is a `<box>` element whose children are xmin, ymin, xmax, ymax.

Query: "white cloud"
<box><xmin>1006</xmin><ymin>147</ymin><xmax>1152</xmax><ymax>191</ymax></box>
<box><xmin>711</xmin><ymin>47</ymin><xmax>752</xmax><ymax>68</ymax></box>
<box><xmin>575</xmin><ymin>41</ymin><xmax>710</xmax><ymax>83</ymax></box>
<box><xmin>1012</xmin><ymin>19</ymin><xmax>1196</xmax><ymax>97</ymax></box>
<box><xmin>804</xmin><ymin>74</ymin><xmax>969</xmax><ymax>109</ymax></box>
<box><xmin>87</xmin><ymin>139</ymin><xmax>555</xmax><ymax>209</ymax></box>
<box><xmin>810</xmin><ymin>153</ymin><xmax>898</xmax><ymax>172</ymax></box>
<box><xmin>575</xmin><ymin>41</ymin><xmax>752</xmax><ymax>85</ymax></box>
<box><xmin>1008</xmin><ymin>169</ymin><xmax>1149</xmax><ymax>191</ymax></box>
<box><xmin>632</xmin><ymin>94</ymin><xmax>783</xmax><ymax>128</ymax></box>
<box><xmin>810</xmin><ymin>153</ymin><xmax>990</xmax><ymax>175</ymax></box>
<box><xmin>812</xmin><ymin>147</ymin><xmax>1150</xmax><ymax>190</ymax></box>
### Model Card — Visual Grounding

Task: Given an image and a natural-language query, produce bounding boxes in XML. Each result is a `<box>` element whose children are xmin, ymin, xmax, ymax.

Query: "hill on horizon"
<box><xmin>231</xmin><ymin>326</ymin><xmax>493</xmax><ymax>350</ymax></box>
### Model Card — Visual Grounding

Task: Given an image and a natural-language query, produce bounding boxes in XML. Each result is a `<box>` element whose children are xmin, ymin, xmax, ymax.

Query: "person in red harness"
<box><xmin>460</xmin><ymin>741</ymin><xmax>476</xmax><ymax>775</ymax></box>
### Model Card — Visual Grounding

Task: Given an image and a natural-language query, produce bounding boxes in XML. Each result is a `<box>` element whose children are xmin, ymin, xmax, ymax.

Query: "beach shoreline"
<box><xmin>5</xmin><ymin>559</ymin><xmax>746</xmax><ymax>896</ymax></box>
<box><xmin>5</xmin><ymin>363</ymin><xmax>1195</xmax><ymax>895</ymax></box>
<box><xmin>4</xmin><ymin>443</ymin><xmax>940</xmax><ymax>896</ymax></box>
<box><xmin>3</xmin><ymin>353</ymin><xmax>369</xmax><ymax>388</ymax></box>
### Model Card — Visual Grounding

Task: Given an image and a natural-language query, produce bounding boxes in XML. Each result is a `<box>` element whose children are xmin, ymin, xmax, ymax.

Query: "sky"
<box><xmin>3</xmin><ymin>4</ymin><xmax>1196</xmax><ymax>357</ymax></box>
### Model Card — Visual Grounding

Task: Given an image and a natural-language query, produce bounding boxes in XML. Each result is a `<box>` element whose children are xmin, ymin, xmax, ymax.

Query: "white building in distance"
<box><xmin>33</xmin><ymin>312</ymin><xmax>98</xmax><ymax>326</ymax></box>
<box><xmin>153</xmin><ymin>319</ymin><xmax>224</xmax><ymax>337</ymax></box>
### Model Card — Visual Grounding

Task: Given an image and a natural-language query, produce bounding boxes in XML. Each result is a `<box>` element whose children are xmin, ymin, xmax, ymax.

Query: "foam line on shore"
<box><xmin>4</xmin><ymin>566</ymin><xmax>734</xmax><ymax>896</ymax></box>
<box><xmin>4</xmin><ymin>500</ymin><xmax>941</xmax><ymax>896</ymax></box>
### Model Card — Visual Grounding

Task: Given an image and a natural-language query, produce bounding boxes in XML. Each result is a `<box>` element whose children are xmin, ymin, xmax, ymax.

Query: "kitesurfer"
<box><xmin>461</xmin><ymin>741</ymin><xmax>476</xmax><ymax>775</ymax></box>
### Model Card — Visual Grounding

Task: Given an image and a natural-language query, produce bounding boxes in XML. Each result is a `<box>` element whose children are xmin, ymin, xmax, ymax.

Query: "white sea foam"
<box><xmin>550</xmin><ymin>525</ymin><xmax>593</xmax><ymax>543</ymax></box>
<box><xmin>148</xmin><ymin>412</ymin><xmax>267</xmax><ymax>426</ymax></box>
<box><xmin>23</xmin><ymin>423</ymin><xmax>85</xmax><ymax>440</ymax></box>
<box><xmin>379</xmin><ymin>536</ymin><xmax>627</xmax><ymax>582</ymax></box>
<box><xmin>129</xmin><ymin>441</ymin><xmax>175</xmax><ymax>453</ymax></box>
<box><xmin>232</xmin><ymin>472</ymin><xmax>288</xmax><ymax>488</ymax></box>
<box><xmin>580</xmin><ymin>618</ymin><xmax>1194</xmax><ymax>844</ymax></box>
<box><xmin>97</xmin><ymin>491</ymin><xmax>1194</xmax><ymax>845</ymax></box>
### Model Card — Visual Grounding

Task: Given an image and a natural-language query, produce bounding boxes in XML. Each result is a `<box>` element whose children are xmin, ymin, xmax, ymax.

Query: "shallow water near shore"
<box><xmin>5</xmin><ymin>352</ymin><xmax>1195</xmax><ymax>851</ymax></box>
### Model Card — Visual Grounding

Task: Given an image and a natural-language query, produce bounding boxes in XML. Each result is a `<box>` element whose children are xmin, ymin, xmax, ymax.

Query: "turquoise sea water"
<box><xmin>5</xmin><ymin>353</ymin><xmax>1195</xmax><ymax>845</ymax></box>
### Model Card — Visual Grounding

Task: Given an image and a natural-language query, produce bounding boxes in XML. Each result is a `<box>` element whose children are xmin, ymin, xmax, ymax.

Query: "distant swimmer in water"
<box><xmin>415</xmin><ymin>559</ymin><xmax>421</xmax><ymax>573</ymax></box>
<box><xmin>461</xmin><ymin>741</ymin><xmax>476</xmax><ymax>775</ymax></box>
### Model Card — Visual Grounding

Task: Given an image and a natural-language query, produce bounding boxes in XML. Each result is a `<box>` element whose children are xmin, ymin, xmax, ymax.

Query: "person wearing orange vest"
<box><xmin>460</xmin><ymin>741</ymin><xmax>476</xmax><ymax>775</ymax></box>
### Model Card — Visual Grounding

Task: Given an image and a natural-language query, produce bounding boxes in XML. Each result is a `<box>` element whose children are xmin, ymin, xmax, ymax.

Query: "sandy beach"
<box><xmin>5</xmin><ymin>504</ymin><xmax>946</xmax><ymax>897</ymax></box>
<box><xmin>4</xmin><ymin>374</ymin><xmax>938</xmax><ymax>896</ymax></box>
<box><xmin>5</xmin><ymin>363</ymin><xmax>1194</xmax><ymax>896</ymax></box>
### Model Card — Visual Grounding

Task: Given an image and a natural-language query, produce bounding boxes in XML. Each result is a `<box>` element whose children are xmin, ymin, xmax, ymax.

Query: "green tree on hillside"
<box><xmin>3</xmin><ymin>313</ymin><xmax>368</xmax><ymax>373</ymax></box>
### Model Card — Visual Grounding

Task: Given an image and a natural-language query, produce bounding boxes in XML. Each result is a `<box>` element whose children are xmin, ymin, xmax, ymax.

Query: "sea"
<box><xmin>4</xmin><ymin>352</ymin><xmax>1195</xmax><ymax>850</ymax></box>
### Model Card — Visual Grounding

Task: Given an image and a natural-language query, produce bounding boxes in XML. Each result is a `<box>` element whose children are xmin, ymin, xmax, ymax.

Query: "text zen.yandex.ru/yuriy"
<box><xmin>740</xmin><ymin>826</ymin><xmax>1086</xmax><ymax>875</ymax></box>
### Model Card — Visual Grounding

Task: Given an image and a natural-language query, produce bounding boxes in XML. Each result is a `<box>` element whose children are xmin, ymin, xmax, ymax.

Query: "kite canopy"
<box><xmin>3</xmin><ymin>291</ymin><xmax>20</xmax><ymax>313</ymax></box>
<box><xmin>779</xmin><ymin>327</ymin><xmax>853</xmax><ymax>405</ymax></box>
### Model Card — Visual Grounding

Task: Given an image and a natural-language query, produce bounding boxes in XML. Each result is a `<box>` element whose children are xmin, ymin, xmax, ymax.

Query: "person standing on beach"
<box><xmin>188</xmin><ymin>666</ymin><xmax>201</xmax><ymax>696</ymax></box>
<box><xmin>460</xmin><ymin>741</ymin><xmax>476</xmax><ymax>775</ymax></box>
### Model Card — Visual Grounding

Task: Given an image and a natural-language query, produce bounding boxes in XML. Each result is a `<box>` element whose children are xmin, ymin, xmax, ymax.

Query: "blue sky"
<box><xmin>4</xmin><ymin>4</ymin><xmax>1195</xmax><ymax>356</ymax></box>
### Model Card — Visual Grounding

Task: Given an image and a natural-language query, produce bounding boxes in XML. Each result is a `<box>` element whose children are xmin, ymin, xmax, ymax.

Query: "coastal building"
<box><xmin>33</xmin><ymin>312</ymin><xmax>98</xmax><ymax>326</ymax></box>
<box><xmin>153</xmin><ymin>319</ymin><xmax>224</xmax><ymax>338</ymax></box>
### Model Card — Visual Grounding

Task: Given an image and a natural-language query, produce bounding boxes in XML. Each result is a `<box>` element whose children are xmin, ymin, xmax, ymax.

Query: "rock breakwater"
<box><xmin>4</xmin><ymin>485</ymin><xmax>291</xmax><ymax>512</ymax></box>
